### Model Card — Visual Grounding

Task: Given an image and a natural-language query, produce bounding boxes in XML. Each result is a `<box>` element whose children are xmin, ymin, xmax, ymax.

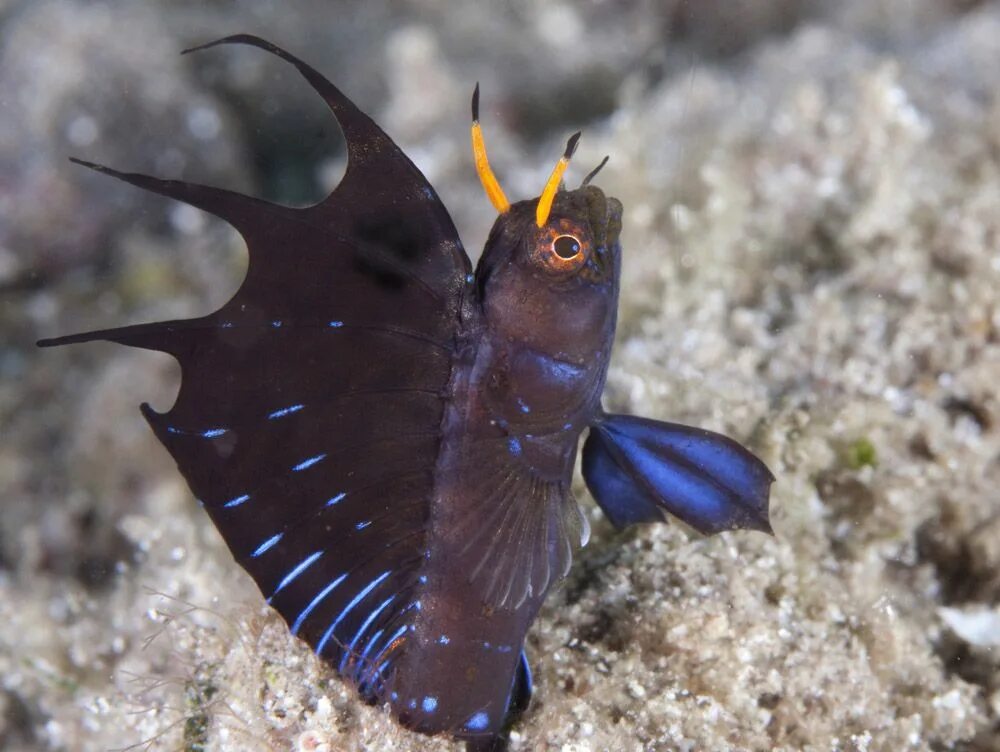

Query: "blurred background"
<box><xmin>2</xmin><ymin>1</ymin><xmax>999</xmax><ymax>750</ymax></box>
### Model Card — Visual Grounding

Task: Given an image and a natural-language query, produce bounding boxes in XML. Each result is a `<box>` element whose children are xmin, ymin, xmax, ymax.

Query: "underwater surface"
<box><xmin>2</xmin><ymin>1</ymin><xmax>999</xmax><ymax>750</ymax></box>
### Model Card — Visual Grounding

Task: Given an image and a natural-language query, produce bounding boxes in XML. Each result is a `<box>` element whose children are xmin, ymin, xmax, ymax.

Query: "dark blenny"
<box><xmin>39</xmin><ymin>35</ymin><xmax>773</xmax><ymax>751</ymax></box>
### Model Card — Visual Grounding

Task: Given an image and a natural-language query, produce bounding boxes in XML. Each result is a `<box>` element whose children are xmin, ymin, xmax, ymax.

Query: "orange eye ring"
<box><xmin>552</xmin><ymin>235</ymin><xmax>582</xmax><ymax>260</ymax></box>
<box><xmin>532</xmin><ymin>223</ymin><xmax>590</xmax><ymax>274</ymax></box>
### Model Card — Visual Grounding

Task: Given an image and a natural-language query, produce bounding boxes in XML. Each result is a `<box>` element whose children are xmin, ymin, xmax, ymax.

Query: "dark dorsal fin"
<box><xmin>183</xmin><ymin>35</ymin><xmax>388</xmax><ymax>167</ymax></box>
<box><xmin>39</xmin><ymin>35</ymin><xmax>472</xmax><ymax>711</ymax></box>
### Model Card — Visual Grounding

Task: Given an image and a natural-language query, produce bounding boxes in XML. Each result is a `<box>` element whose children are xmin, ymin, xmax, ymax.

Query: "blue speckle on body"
<box><xmin>268</xmin><ymin>404</ymin><xmax>304</xmax><ymax>419</ymax></box>
<box><xmin>372</xmin><ymin>624</ymin><xmax>408</xmax><ymax>666</ymax></box>
<box><xmin>355</xmin><ymin>520</ymin><xmax>372</xmax><ymax>530</ymax></box>
<box><xmin>422</xmin><ymin>696</ymin><xmax>438</xmax><ymax>713</ymax></box>
<box><xmin>316</xmin><ymin>570</ymin><xmax>391</xmax><ymax>654</ymax></box>
<box><xmin>357</xmin><ymin>627</ymin><xmax>385</xmax><ymax>667</ymax></box>
<box><xmin>340</xmin><ymin>594</ymin><xmax>397</xmax><ymax>672</ymax></box>
<box><xmin>508</xmin><ymin>437</ymin><xmax>522</xmax><ymax>456</ymax></box>
<box><xmin>223</xmin><ymin>493</ymin><xmax>250</xmax><ymax>508</ymax></box>
<box><xmin>251</xmin><ymin>532</ymin><xmax>283</xmax><ymax>557</ymax></box>
<box><xmin>437</xmin><ymin>634</ymin><xmax>450</xmax><ymax>645</ymax></box>
<box><xmin>328</xmin><ymin>320</ymin><xmax>344</xmax><ymax>328</ymax></box>
<box><xmin>271</xmin><ymin>320</ymin><xmax>282</xmax><ymax>328</ymax></box>
<box><xmin>168</xmin><ymin>425</ymin><xmax>229</xmax><ymax>438</ymax></box>
<box><xmin>325</xmin><ymin>492</ymin><xmax>347</xmax><ymax>507</ymax></box>
<box><xmin>269</xmin><ymin>550</ymin><xmax>324</xmax><ymax>601</ymax></box>
<box><xmin>292</xmin><ymin>453</ymin><xmax>326</xmax><ymax>471</ymax></box>
<box><xmin>539</xmin><ymin>356</ymin><xmax>585</xmax><ymax>382</ymax></box>
<box><xmin>290</xmin><ymin>573</ymin><xmax>347</xmax><ymax>635</ymax></box>
<box><xmin>466</xmin><ymin>711</ymin><xmax>489</xmax><ymax>731</ymax></box>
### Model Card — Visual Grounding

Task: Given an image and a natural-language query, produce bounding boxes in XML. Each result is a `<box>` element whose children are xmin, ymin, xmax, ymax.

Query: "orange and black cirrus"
<box><xmin>39</xmin><ymin>35</ymin><xmax>774</xmax><ymax>752</ymax></box>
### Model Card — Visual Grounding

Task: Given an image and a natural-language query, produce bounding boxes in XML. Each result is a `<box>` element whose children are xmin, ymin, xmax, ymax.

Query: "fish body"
<box><xmin>392</xmin><ymin>190</ymin><xmax>622</xmax><ymax>734</ymax></box>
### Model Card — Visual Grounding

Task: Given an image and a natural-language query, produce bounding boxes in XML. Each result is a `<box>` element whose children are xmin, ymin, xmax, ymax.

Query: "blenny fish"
<box><xmin>39</xmin><ymin>35</ymin><xmax>773</xmax><ymax>750</ymax></box>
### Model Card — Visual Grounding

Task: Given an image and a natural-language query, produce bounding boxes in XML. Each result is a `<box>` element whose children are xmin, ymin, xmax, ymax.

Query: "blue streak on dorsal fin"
<box><xmin>582</xmin><ymin>413</ymin><xmax>774</xmax><ymax>535</ymax></box>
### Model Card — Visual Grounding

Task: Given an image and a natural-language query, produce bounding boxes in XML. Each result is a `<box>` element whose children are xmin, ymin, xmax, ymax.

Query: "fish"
<box><xmin>38</xmin><ymin>35</ymin><xmax>774</xmax><ymax>751</ymax></box>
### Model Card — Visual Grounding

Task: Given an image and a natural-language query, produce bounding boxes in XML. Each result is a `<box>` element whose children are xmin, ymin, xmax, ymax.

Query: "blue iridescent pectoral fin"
<box><xmin>582</xmin><ymin>414</ymin><xmax>774</xmax><ymax>535</ymax></box>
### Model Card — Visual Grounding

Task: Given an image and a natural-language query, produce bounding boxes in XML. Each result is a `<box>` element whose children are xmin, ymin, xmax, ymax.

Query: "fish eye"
<box><xmin>552</xmin><ymin>235</ymin><xmax>582</xmax><ymax>260</ymax></box>
<box><xmin>532</xmin><ymin>223</ymin><xmax>590</xmax><ymax>276</ymax></box>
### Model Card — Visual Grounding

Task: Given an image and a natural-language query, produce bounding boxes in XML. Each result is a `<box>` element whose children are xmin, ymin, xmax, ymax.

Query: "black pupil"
<box><xmin>553</xmin><ymin>235</ymin><xmax>581</xmax><ymax>259</ymax></box>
